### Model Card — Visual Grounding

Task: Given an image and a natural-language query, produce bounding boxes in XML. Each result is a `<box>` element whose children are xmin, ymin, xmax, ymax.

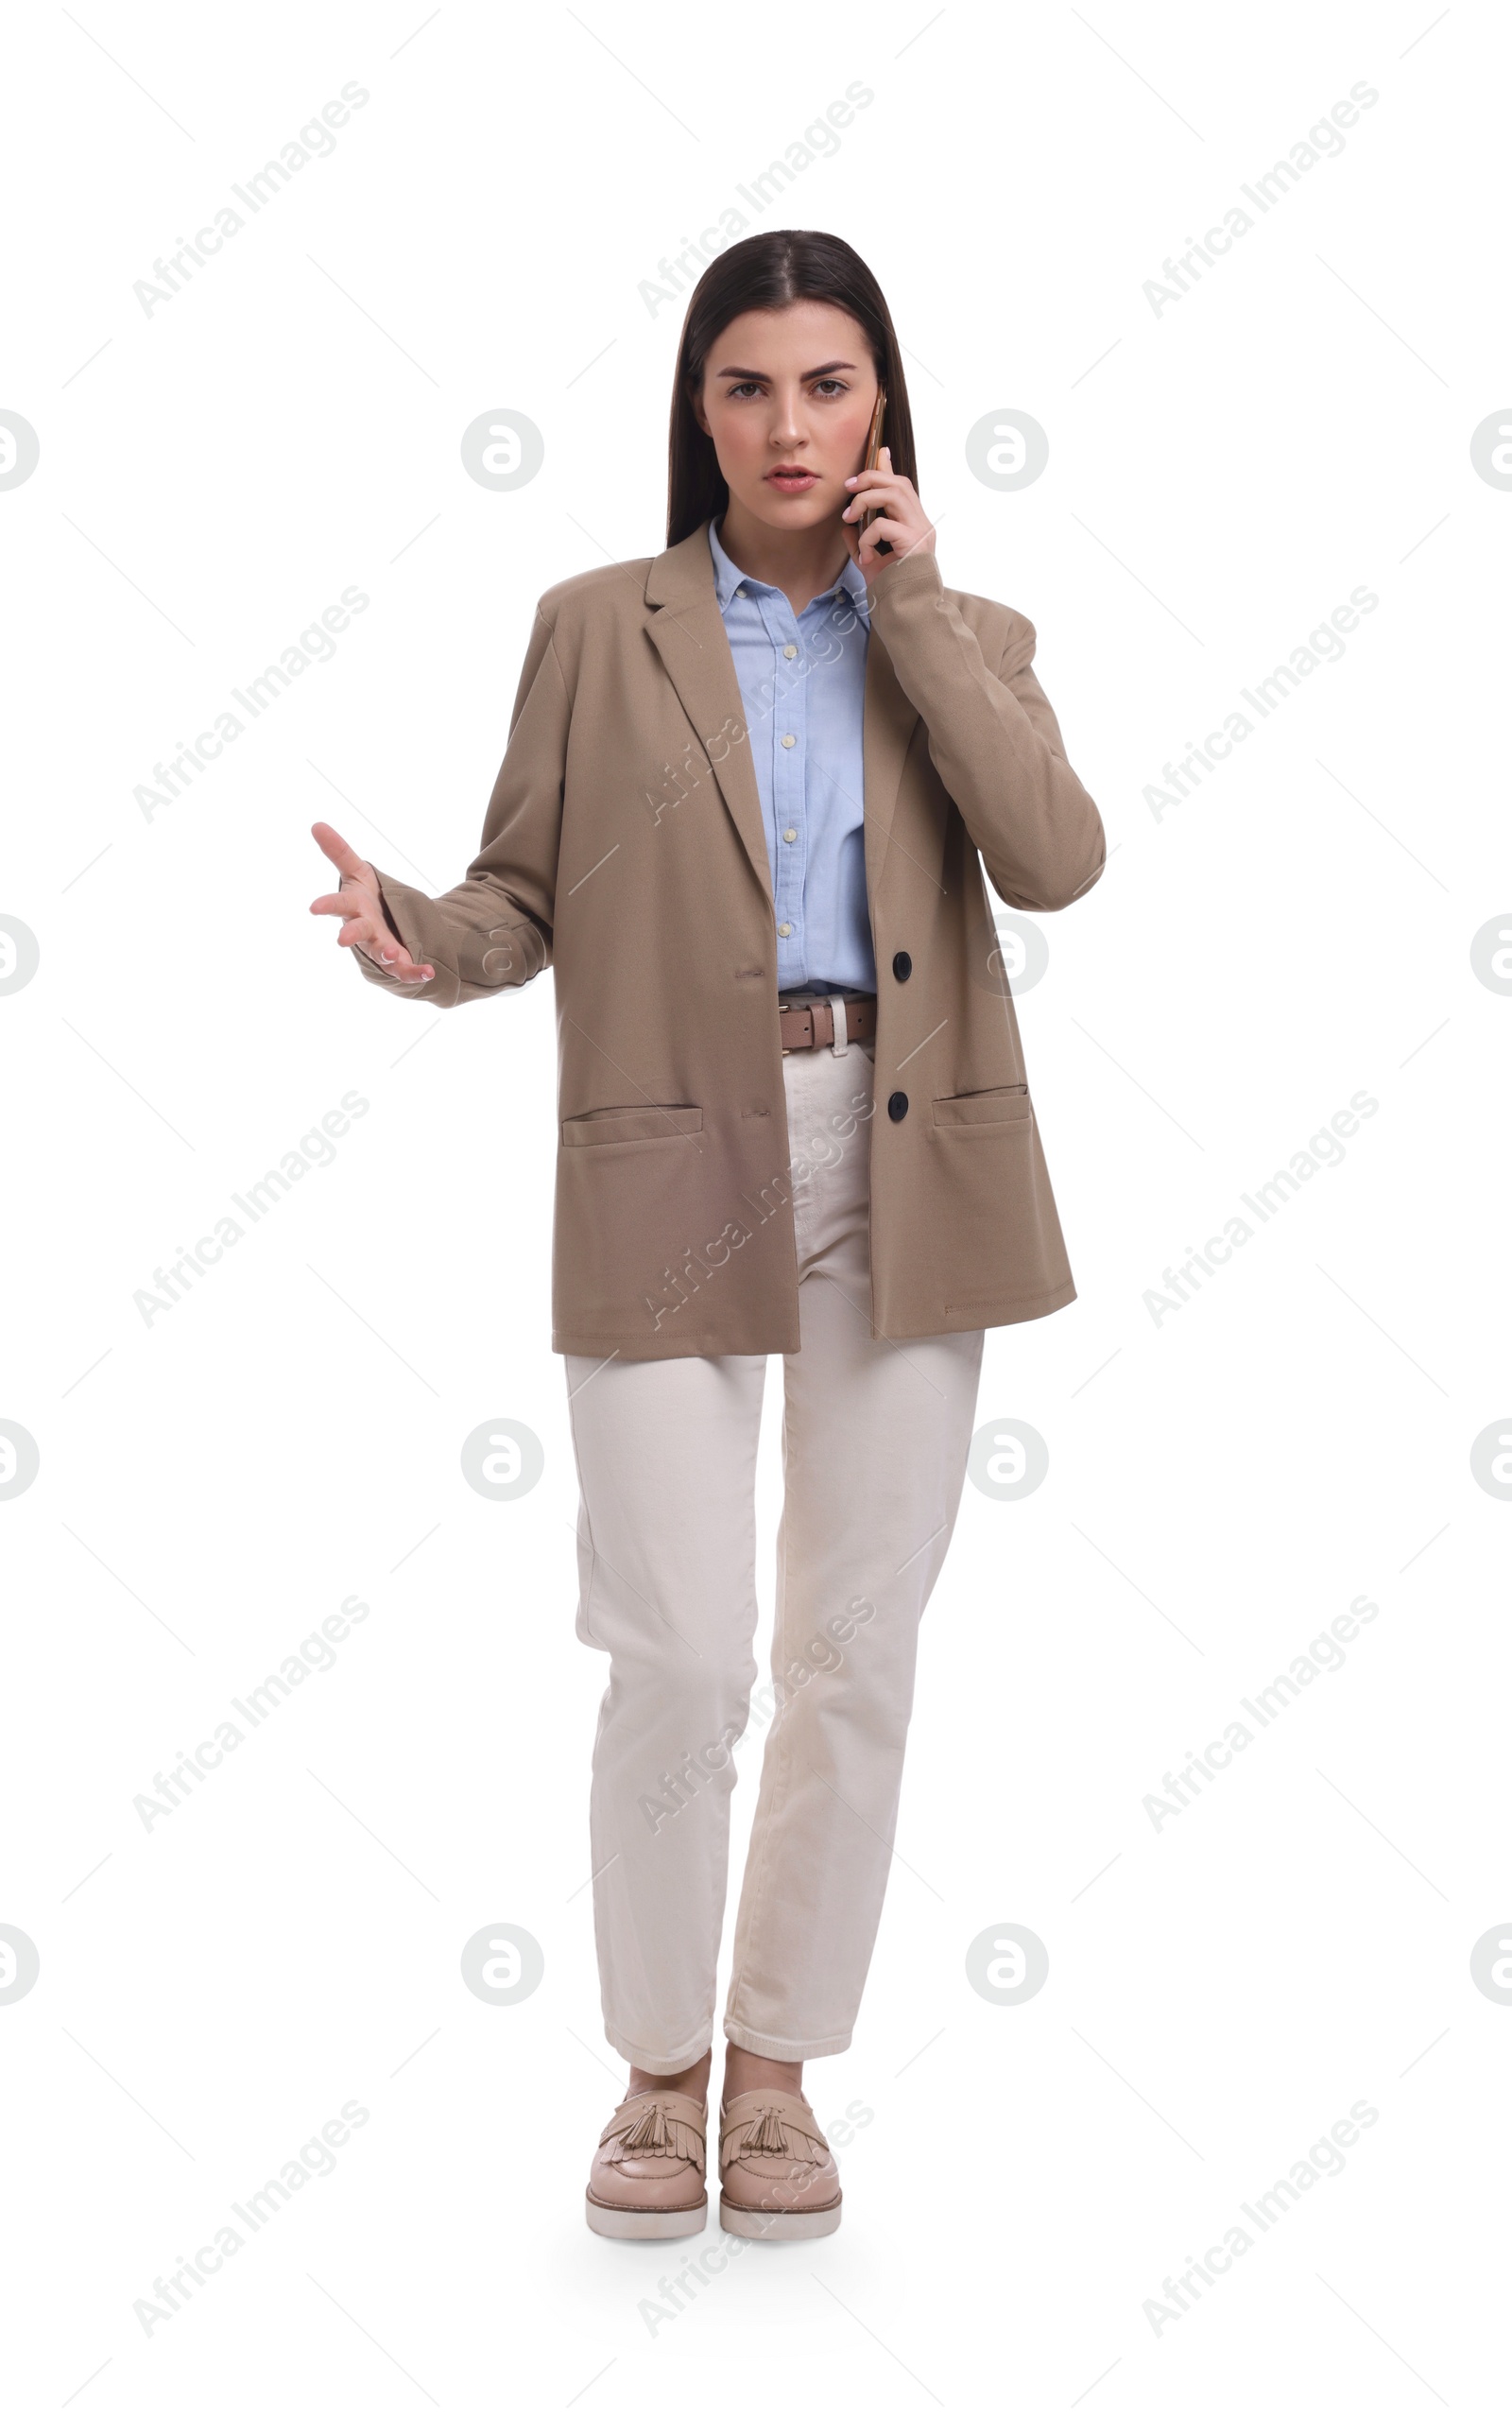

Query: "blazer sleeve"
<box><xmin>352</xmin><ymin>606</ymin><xmax>568</xmax><ymax>1008</ymax></box>
<box><xmin>865</xmin><ymin>552</ymin><xmax>1105</xmax><ymax>912</ymax></box>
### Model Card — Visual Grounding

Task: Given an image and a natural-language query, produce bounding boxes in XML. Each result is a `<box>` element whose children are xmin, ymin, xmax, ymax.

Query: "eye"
<box><xmin>725</xmin><ymin>381</ymin><xmax>763</xmax><ymax>399</ymax></box>
<box><xmin>813</xmin><ymin>378</ymin><xmax>850</xmax><ymax>397</ymax></box>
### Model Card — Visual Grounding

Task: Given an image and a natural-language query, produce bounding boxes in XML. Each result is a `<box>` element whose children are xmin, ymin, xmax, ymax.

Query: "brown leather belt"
<box><xmin>779</xmin><ymin>993</ymin><xmax>878</xmax><ymax>1052</ymax></box>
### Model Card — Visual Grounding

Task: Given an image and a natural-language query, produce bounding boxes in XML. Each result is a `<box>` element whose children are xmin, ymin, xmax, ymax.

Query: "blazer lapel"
<box><xmin>644</xmin><ymin>527</ymin><xmax>770</xmax><ymax>905</ymax></box>
<box><xmin>642</xmin><ymin>520</ymin><xmax>920</xmax><ymax>921</ymax></box>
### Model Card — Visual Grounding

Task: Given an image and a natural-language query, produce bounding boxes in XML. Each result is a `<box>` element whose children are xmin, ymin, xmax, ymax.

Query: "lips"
<box><xmin>766</xmin><ymin>467</ymin><xmax>818</xmax><ymax>491</ymax></box>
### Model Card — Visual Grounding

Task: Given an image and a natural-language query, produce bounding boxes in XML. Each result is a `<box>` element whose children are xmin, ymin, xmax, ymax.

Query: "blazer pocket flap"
<box><xmin>562</xmin><ymin>1103</ymin><xmax>704</xmax><ymax>1147</ymax></box>
<box><xmin>932</xmin><ymin>1083</ymin><xmax>1031</xmax><ymax>1131</ymax></box>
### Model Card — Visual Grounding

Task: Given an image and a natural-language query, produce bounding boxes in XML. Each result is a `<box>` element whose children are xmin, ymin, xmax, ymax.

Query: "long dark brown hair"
<box><xmin>666</xmin><ymin>229</ymin><xmax>916</xmax><ymax>547</ymax></box>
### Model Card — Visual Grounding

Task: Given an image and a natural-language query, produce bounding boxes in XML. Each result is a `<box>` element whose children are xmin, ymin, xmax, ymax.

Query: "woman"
<box><xmin>311</xmin><ymin>229</ymin><xmax>1104</xmax><ymax>2241</ymax></box>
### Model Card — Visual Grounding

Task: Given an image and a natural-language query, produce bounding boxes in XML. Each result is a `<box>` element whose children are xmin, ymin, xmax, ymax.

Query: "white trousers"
<box><xmin>565</xmin><ymin>1029</ymin><xmax>984</xmax><ymax>2071</ymax></box>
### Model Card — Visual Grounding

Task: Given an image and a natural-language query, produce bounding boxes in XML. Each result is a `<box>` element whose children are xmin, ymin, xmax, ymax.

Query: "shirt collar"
<box><xmin>707</xmin><ymin>515</ymin><xmax>869</xmax><ymax>621</ymax></box>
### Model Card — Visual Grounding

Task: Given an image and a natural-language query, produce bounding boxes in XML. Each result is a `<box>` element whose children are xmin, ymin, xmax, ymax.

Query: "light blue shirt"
<box><xmin>707</xmin><ymin>515</ymin><xmax>877</xmax><ymax>993</ymax></box>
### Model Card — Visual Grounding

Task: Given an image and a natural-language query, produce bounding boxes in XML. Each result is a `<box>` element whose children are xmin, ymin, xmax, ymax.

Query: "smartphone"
<box><xmin>857</xmin><ymin>391</ymin><xmax>892</xmax><ymax>555</ymax></box>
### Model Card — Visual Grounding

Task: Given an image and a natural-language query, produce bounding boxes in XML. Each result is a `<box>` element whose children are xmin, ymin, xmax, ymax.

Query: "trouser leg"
<box><xmin>565</xmin><ymin>1347</ymin><xmax>765</xmax><ymax>2073</ymax></box>
<box><xmin>723</xmin><ymin>1038</ymin><xmax>985</xmax><ymax>2059</ymax></box>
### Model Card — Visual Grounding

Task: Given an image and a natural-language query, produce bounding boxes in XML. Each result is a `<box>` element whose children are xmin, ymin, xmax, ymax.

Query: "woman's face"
<box><xmin>693</xmin><ymin>300</ymin><xmax>881</xmax><ymax>537</ymax></box>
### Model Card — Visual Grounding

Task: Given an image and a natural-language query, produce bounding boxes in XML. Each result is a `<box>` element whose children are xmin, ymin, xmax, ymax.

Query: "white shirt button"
<box><xmin>777</xmin><ymin>922</ymin><xmax>792</xmax><ymax>937</ymax></box>
<box><xmin>782</xmin><ymin>644</ymin><xmax>798</xmax><ymax>659</ymax></box>
<box><xmin>782</xmin><ymin>827</ymin><xmax>798</xmax><ymax>842</ymax></box>
<box><xmin>781</xmin><ymin>733</ymin><xmax>797</xmax><ymax>748</ymax></box>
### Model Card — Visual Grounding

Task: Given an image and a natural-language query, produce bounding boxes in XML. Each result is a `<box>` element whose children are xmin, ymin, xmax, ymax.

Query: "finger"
<box><xmin>858</xmin><ymin>519</ymin><xmax>915</xmax><ymax>563</ymax></box>
<box><xmin>311</xmin><ymin>820</ymin><xmax>370</xmax><ymax>883</ymax></box>
<box><xmin>844</xmin><ymin>467</ymin><xmax>908</xmax><ymax>496</ymax></box>
<box><xmin>861</xmin><ymin>518</ymin><xmax>932</xmax><ymax>567</ymax></box>
<box><xmin>858</xmin><ymin>510</ymin><xmax>915</xmax><ymax>545</ymax></box>
<box><xmin>310</xmin><ymin>887</ymin><xmax>374</xmax><ymax>919</ymax></box>
<box><xmin>352</xmin><ymin>932</ymin><xmax>436</xmax><ymax>982</ymax></box>
<box><xmin>366</xmin><ymin>931</ymin><xmax>435</xmax><ymax>981</ymax></box>
<box><xmin>323</xmin><ymin>903</ymin><xmax>435</xmax><ymax>981</ymax></box>
<box><xmin>842</xmin><ymin>480</ymin><xmax>911</xmax><ymax>520</ymax></box>
<box><xmin>344</xmin><ymin>922</ymin><xmax>433</xmax><ymax>976</ymax></box>
<box><xmin>335</xmin><ymin>910</ymin><xmax>387</xmax><ymax>955</ymax></box>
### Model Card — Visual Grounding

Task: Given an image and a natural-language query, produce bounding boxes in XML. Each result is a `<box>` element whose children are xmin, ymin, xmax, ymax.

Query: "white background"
<box><xmin>4</xmin><ymin>1</ymin><xmax>1509</xmax><ymax>2408</ymax></box>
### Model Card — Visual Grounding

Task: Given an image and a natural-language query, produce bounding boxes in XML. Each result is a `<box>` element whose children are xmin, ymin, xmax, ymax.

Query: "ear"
<box><xmin>691</xmin><ymin>386</ymin><xmax>711</xmax><ymax>438</ymax></box>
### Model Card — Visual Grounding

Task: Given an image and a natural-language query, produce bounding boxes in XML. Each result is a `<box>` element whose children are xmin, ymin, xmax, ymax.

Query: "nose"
<box><xmin>769</xmin><ymin>387</ymin><xmax>806</xmax><ymax>449</ymax></box>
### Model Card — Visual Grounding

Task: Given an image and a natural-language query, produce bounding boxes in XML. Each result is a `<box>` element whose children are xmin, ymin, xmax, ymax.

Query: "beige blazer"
<box><xmin>354</xmin><ymin>521</ymin><xmax>1106</xmax><ymax>1358</ymax></box>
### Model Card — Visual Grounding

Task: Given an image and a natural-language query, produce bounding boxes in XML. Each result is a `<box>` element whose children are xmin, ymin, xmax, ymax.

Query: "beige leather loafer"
<box><xmin>718</xmin><ymin>2090</ymin><xmax>842</xmax><ymax>2239</ymax></box>
<box><xmin>585</xmin><ymin>2089</ymin><xmax>708</xmax><ymax>2239</ymax></box>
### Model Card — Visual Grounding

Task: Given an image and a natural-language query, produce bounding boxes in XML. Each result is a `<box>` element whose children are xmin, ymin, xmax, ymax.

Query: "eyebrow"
<box><xmin>712</xmin><ymin>359</ymin><xmax>860</xmax><ymax>380</ymax></box>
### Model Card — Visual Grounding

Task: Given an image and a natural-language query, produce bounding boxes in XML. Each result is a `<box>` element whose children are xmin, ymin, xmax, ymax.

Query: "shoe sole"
<box><xmin>718</xmin><ymin>2193</ymin><xmax>842</xmax><ymax>2240</ymax></box>
<box><xmin>585</xmin><ymin>2190</ymin><xmax>708</xmax><ymax>2239</ymax></box>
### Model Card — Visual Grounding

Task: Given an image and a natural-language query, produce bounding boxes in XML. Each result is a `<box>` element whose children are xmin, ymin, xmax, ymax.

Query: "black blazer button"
<box><xmin>887</xmin><ymin>1091</ymin><xmax>908</xmax><ymax>1121</ymax></box>
<box><xmin>892</xmin><ymin>950</ymin><xmax>912</xmax><ymax>981</ymax></box>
